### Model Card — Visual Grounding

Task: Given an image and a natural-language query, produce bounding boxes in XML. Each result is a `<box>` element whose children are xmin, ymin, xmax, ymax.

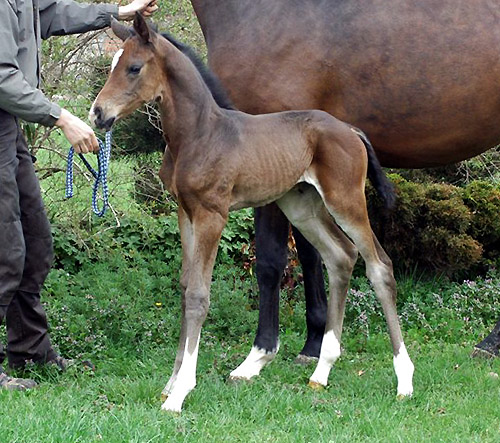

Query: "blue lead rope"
<box><xmin>65</xmin><ymin>131</ymin><xmax>112</xmax><ymax>217</ymax></box>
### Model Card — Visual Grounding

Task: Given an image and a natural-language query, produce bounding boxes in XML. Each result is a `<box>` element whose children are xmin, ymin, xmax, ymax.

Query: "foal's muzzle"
<box><xmin>92</xmin><ymin>106</ymin><xmax>116</xmax><ymax>131</ymax></box>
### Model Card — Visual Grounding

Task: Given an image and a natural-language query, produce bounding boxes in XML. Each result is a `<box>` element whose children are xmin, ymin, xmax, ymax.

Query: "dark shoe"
<box><xmin>0</xmin><ymin>366</ymin><xmax>37</xmax><ymax>391</ymax></box>
<box><xmin>46</xmin><ymin>356</ymin><xmax>95</xmax><ymax>372</ymax></box>
<box><xmin>46</xmin><ymin>355</ymin><xmax>73</xmax><ymax>371</ymax></box>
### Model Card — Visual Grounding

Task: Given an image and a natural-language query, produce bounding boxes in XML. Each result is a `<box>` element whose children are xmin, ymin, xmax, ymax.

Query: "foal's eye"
<box><xmin>128</xmin><ymin>65</ymin><xmax>143</xmax><ymax>75</ymax></box>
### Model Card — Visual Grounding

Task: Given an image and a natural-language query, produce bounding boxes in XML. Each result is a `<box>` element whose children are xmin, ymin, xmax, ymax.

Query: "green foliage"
<box><xmin>42</xmin><ymin>198</ymin><xmax>500</xmax><ymax>357</ymax></box>
<box><xmin>368</xmin><ymin>176</ymin><xmax>500</xmax><ymax>274</ymax></box>
<box><xmin>343</xmin><ymin>272</ymin><xmax>500</xmax><ymax>345</ymax></box>
<box><xmin>462</xmin><ymin>181</ymin><xmax>500</xmax><ymax>263</ymax></box>
<box><xmin>219</xmin><ymin>209</ymin><xmax>254</xmax><ymax>261</ymax></box>
<box><xmin>392</xmin><ymin>146</ymin><xmax>500</xmax><ymax>184</ymax></box>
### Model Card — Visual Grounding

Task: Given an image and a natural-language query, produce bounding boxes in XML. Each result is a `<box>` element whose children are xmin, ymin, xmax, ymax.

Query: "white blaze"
<box><xmin>111</xmin><ymin>49</ymin><xmax>124</xmax><ymax>72</ymax></box>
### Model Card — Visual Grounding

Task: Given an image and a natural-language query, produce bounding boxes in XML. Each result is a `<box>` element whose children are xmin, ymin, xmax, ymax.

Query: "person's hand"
<box><xmin>55</xmin><ymin>109</ymin><xmax>99</xmax><ymax>154</ymax></box>
<box><xmin>118</xmin><ymin>0</ymin><xmax>158</xmax><ymax>20</ymax></box>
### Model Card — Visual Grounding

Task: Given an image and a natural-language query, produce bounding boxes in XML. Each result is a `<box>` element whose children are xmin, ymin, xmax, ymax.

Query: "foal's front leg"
<box><xmin>161</xmin><ymin>207</ymin><xmax>193</xmax><ymax>401</ymax></box>
<box><xmin>161</xmin><ymin>208</ymin><xmax>227</xmax><ymax>413</ymax></box>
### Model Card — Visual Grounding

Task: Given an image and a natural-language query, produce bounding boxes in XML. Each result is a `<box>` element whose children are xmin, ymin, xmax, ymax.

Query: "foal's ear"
<box><xmin>111</xmin><ymin>17</ymin><xmax>132</xmax><ymax>42</ymax></box>
<box><xmin>133</xmin><ymin>12</ymin><xmax>153</xmax><ymax>44</ymax></box>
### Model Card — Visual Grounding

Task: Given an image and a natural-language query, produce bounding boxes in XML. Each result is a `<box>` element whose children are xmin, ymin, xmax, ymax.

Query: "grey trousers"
<box><xmin>0</xmin><ymin>109</ymin><xmax>56</xmax><ymax>367</ymax></box>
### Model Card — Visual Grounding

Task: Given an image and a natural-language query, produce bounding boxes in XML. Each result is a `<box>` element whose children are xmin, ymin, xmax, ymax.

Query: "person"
<box><xmin>0</xmin><ymin>0</ymin><xmax>158</xmax><ymax>391</ymax></box>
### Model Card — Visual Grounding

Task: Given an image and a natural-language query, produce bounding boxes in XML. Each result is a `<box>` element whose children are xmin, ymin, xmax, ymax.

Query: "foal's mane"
<box><xmin>160</xmin><ymin>31</ymin><xmax>235</xmax><ymax>111</ymax></box>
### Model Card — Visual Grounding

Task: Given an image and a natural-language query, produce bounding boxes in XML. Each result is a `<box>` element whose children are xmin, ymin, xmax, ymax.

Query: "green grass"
<box><xmin>1</xmin><ymin>337</ymin><xmax>499</xmax><ymax>442</ymax></box>
<box><xmin>1</xmin><ymin>251</ymin><xmax>500</xmax><ymax>442</ymax></box>
<box><xmin>3</xmin><ymin>197</ymin><xmax>500</xmax><ymax>442</ymax></box>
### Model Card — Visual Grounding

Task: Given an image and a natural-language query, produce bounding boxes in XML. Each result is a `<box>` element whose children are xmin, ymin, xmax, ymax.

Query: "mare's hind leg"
<box><xmin>292</xmin><ymin>227</ymin><xmax>328</xmax><ymax>362</ymax></box>
<box><xmin>277</xmin><ymin>184</ymin><xmax>358</xmax><ymax>388</ymax></box>
<box><xmin>316</xmin><ymin>170</ymin><xmax>414</xmax><ymax>397</ymax></box>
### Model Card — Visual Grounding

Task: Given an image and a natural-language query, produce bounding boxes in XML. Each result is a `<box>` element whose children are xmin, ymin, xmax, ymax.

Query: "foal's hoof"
<box><xmin>396</xmin><ymin>393</ymin><xmax>413</xmax><ymax>401</ymax></box>
<box><xmin>160</xmin><ymin>392</ymin><xmax>168</xmax><ymax>402</ymax></box>
<box><xmin>161</xmin><ymin>405</ymin><xmax>182</xmax><ymax>415</ymax></box>
<box><xmin>227</xmin><ymin>375</ymin><xmax>252</xmax><ymax>384</ymax></box>
<box><xmin>294</xmin><ymin>355</ymin><xmax>319</xmax><ymax>366</ymax></box>
<box><xmin>161</xmin><ymin>398</ymin><xmax>183</xmax><ymax>414</ymax></box>
<box><xmin>471</xmin><ymin>347</ymin><xmax>497</xmax><ymax>359</ymax></box>
<box><xmin>308</xmin><ymin>380</ymin><xmax>325</xmax><ymax>391</ymax></box>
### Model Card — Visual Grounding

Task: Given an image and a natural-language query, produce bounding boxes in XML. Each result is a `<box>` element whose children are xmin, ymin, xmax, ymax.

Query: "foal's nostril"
<box><xmin>94</xmin><ymin>106</ymin><xmax>103</xmax><ymax>121</ymax></box>
<box><xmin>91</xmin><ymin>104</ymin><xmax>116</xmax><ymax>130</ymax></box>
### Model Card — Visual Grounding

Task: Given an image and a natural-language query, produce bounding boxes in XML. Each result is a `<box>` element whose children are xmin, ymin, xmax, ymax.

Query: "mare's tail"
<box><xmin>350</xmin><ymin>127</ymin><xmax>396</xmax><ymax>210</ymax></box>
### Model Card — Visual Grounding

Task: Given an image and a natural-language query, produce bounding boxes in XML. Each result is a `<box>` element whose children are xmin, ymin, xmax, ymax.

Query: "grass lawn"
<box><xmin>1</xmin><ymin>332</ymin><xmax>499</xmax><ymax>442</ymax></box>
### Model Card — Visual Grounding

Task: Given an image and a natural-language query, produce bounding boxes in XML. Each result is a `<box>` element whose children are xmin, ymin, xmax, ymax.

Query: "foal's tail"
<box><xmin>350</xmin><ymin>127</ymin><xmax>396</xmax><ymax>210</ymax></box>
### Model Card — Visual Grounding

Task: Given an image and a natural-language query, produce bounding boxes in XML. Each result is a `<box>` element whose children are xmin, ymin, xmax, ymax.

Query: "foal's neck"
<box><xmin>157</xmin><ymin>37</ymin><xmax>223</xmax><ymax>153</ymax></box>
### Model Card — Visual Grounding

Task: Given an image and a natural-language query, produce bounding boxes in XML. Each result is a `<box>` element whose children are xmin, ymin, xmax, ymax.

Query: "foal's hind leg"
<box><xmin>277</xmin><ymin>184</ymin><xmax>358</xmax><ymax>388</ymax></box>
<box><xmin>316</xmin><ymin>170</ymin><xmax>414</xmax><ymax>397</ymax></box>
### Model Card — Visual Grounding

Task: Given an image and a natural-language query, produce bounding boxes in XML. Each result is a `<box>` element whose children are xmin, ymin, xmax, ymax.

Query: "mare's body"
<box><xmin>189</xmin><ymin>0</ymin><xmax>500</xmax><ymax>359</ymax></box>
<box><xmin>91</xmin><ymin>15</ymin><xmax>413</xmax><ymax>412</ymax></box>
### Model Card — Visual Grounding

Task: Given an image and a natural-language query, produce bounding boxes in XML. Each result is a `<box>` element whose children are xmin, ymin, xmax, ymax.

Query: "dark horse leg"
<box><xmin>230</xmin><ymin>203</ymin><xmax>327</xmax><ymax>380</ymax></box>
<box><xmin>292</xmin><ymin>227</ymin><xmax>328</xmax><ymax>361</ymax></box>
<box><xmin>473</xmin><ymin>319</ymin><xmax>500</xmax><ymax>358</ymax></box>
<box><xmin>253</xmin><ymin>203</ymin><xmax>289</xmax><ymax>353</ymax></box>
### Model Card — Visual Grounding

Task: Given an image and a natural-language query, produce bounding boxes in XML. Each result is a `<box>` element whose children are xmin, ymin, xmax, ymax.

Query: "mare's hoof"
<box><xmin>294</xmin><ymin>355</ymin><xmax>319</xmax><ymax>366</ymax></box>
<box><xmin>396</xmin><ymin>393</ymin><xmax>412</xmax><ymax>401</ymax></box>
<box><xmin>308</xmin><ymin>380</ymin><xmax>325</xmax><ymax>390</ymax></box>
<box><xmin>160</xmin><ymin>392</ymin><xmax>168</xmax><ymax>402</ymax></box>
<box><xmin>471</xmin><ymin>347</ymin><xmax>497</xmax><ymax>359</ymax></box>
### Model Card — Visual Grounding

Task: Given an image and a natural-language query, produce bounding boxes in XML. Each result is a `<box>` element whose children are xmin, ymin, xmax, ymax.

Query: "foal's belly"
<box><xmin>229</xmin><ymin>174</ymin><xmax>302</xmax><ymax>211</ymax></box>
<box><xmin>229</xmin><ymin>123</ymin><xmax>315</xmax><ymax>210</ymax></box>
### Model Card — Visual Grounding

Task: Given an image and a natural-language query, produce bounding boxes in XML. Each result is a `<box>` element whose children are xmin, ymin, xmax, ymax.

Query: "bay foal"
<box><xmin>90</xmin><ymin>14</ymin><xmax>414</xmax><ymax>412</ymax></box>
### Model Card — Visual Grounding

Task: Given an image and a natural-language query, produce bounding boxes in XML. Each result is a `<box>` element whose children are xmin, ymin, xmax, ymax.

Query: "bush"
<box><xmin>462</xmin><ymin>180</ymin><xmax>500</xmax><ymax>263</ymax></box>
<box><xmin>367</xmin><ymin>176</ymin><xmax>500</xmax><ymax>274</ymax></box>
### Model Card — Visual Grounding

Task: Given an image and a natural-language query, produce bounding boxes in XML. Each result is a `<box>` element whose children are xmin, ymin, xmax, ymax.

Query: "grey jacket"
<box><xmin>0</xmin><ymin>0</ymin><xmax>118</xmax><ymax>126</ymax></box>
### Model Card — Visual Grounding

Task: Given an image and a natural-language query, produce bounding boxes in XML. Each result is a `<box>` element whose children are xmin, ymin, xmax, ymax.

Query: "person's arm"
<box><xmin>39</xmin><ymin>0</ymin><xmax>158</xmax><ymax>38</ymax></box>
<box><xmin>0</xmin><ymin>5</ymin><xmax>96</xmax><ymax>152</ymax></box>
<box><xmin>0</xmin><ymin>2</ymin><xmax>60</xmax><ymax>126</ymax></box>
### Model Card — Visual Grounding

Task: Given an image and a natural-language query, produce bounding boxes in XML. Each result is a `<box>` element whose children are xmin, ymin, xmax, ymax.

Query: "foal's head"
<box><xmin>90</xmin><ymin>14</ymin><xmax>166</xmax><ymax>130</ymax></box>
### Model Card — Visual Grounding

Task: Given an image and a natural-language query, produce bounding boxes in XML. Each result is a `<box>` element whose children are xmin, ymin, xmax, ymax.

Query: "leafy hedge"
<box><xmin>367</xmin><ymin>176</ymin><xmax>500</xmax><ymax>274</ymax></box>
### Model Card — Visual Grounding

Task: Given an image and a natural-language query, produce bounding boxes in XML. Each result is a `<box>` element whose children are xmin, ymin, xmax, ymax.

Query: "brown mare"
<box><xmin>188</xmin><ymin>0</ymin><xmax>500</xmax><ymax>364</ymax></box>
<box><xmin>90</xmin><ymin>14</ymin><xmax>414</xmax><ymax>412</ymax></box>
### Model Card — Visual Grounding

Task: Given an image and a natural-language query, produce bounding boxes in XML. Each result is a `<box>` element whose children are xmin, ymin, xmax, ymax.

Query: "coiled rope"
<box><xmin>65</xmin><ymin>131</ymin><xmax>112</xmax><ymax>217</ymax></box>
